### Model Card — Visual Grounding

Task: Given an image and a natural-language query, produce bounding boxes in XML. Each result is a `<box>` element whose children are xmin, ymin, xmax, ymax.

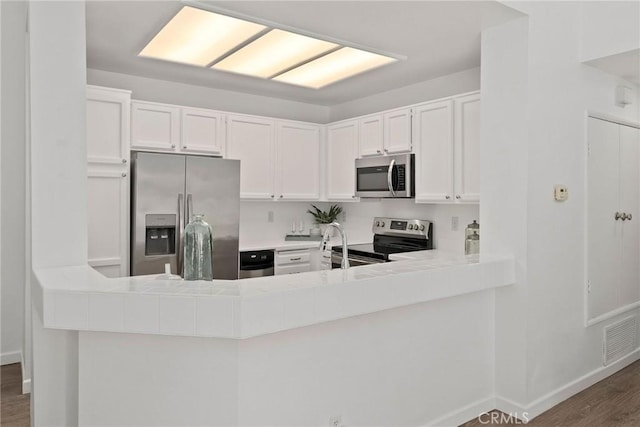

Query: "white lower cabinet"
<box><xmin>86</xmin><ymin>86</ymin><xmax>131</xmax><ymax>277</ymax></box>
<box><xmin>326</xmin><ymin>120</ymin><xmax>359</xmax><ymax>201</ymax></box>
<box><xmin>413</xmin><ymin>92</ymin><xmax>480</xmax><ymax>203</ymax></box>
<box><xmin>275</xmin><ymin>249</ymin><xmax>314</xmax><ymax>275</ymax></box>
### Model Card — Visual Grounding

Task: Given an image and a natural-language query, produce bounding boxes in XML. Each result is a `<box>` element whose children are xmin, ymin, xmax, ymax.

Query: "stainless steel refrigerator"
<box><xmin>131</xmin><ymin>152</ymin><xmax>240</xmax><ymax>279</ymax></box>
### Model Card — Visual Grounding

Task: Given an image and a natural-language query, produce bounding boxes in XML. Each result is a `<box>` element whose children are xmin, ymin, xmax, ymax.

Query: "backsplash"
<box><xmin>240</xmin><ymin>200</ymin><xmax>479</xmax><ymax>255</ymax></box>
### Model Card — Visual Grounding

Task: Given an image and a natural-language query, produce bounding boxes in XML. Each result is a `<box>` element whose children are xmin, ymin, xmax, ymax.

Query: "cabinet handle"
<box><xmin>629</xmin><ymin>214</ymin><xmax>633</xmax><ymax>221</ymax></box>
<box><xmin>122</xmin><ymin>158</ymin><xmax>127</xmax><ymax>164</ymax></box>
<box><xmin>270</xmin><ymin>194</ymin><xmax>275</xmax><ymax>198</ymax></box>
<box><xmin>456</xmin><ymin>195</ymin><xmax>461</xmax><ymax>200</ymax></box>
<box><xmin>290</xmin><ymin>257</ymin><xmax>302</xmax><ymax>261</ymax></box>
<box><xmin>171</xmin><ymin>144</ymin><xmax>176</xmax><ymax>149</ymax></box>
<box><xmin>183</xmin><ymin>146</ymin><xmax>187</xmax><ymax>149</ymax></box>
<box><xmin>383</xmin><ymin>149</ymin><xmax>388</xmax><ymax>153</ymax></box>
<box><xmin>622</xmin><ymin>213</ymin><xmax>629</xmax><ymax>221</ymax></box>
<box><xmin>279</xmin><ymin>195</ymin><xmax>283</xmax><ymax>199</ymax></box>
<box><xmin>376</xmin><ymin>150</ymin><xmax>382</xmax><ymax>154</ymax></box>
<box><xmin>352</xmin><ymin>195</ymin><xmax>356</xmax><ymax>198</ymax></box>
<box><xmin>445</xmin><ymin>195</ymin><xmax>451</xmax><ymax>200</ymax></box>
<box><xmin>121</xmin><ymin>172</ymin><xmax>127</xmax><ymax>178</ymax></box>
<box><xmin>615</xmin><ymin>212</ymin><xmax>622</xmax><ymax>220</ymax></box>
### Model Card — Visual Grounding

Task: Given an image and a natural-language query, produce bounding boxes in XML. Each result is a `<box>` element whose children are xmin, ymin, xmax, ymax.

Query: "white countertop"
<box><xmin>33</xmin><ymin>250</ymin><xmax>514</xmax><ymax>339</ymax></box>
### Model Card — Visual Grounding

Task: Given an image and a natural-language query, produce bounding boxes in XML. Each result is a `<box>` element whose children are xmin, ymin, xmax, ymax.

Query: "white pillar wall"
<box><xmin>28</xmin><ymin>1</ymin><xmax>87</xmax><ymax>424</ymax></box>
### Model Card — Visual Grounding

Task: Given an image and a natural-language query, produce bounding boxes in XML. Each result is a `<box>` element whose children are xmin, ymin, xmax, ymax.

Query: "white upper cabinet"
<box><xmin>383</xmin><ymin>108</ymin><xmax>412</xmax><ymax>154</ymax></box>
<box><xmin>358</xmin><ymin>115</ymin><xmax>384</xmax><ymax>156</ymax></box>
<box><xmin>327</xmin><ymin>120</ymin><xmax>359</xmax><ymax>201</ymax></box>
<box><xmin>413</xmin><ymin>92</ymin><xmax>480</xmax><ymax>203</ymax></box>
<box><xmin>87</xmin><ymin>86</ymin><xmax>131</xmax><ymax>165</ymax></box>
<box><xmin>453</xmin><ymin>93</ymin><xmax>481</xmax><ymax>202</ymax></box>
<box><xmin>226</xmin><ymin>114</ymin><xmax>276</xmax><ymax>199</ymax></box>
<box><xmin>276</xmin><ymin>121</ymin><xmax>321</xmax><ymax>200</ymax></box>
<box><xmin>131</xmin><ymin>101</ymin><xmax>180</xmax><ymax>152</ymax></box>
<box><xmin>181</xmin><ymin>107</ymin><xmax>225</xmax><ymax>156</ymax></box>
<box><xmin>413</xmin><ymin>100</ymin><xmax>454</xmax><ymax>202</ymax></box>
<box><xmin>357</xmin><ymin>108</ymin><xmax>412</xmax><ymax>158</ymax></box>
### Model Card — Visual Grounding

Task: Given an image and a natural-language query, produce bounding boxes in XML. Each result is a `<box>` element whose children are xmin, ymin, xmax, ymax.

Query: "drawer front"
<box><xmin>276</xmin><ymin>250</ymin><xmax>311</xmax><ymax>266</ymax></box>
<box><xmin>275</xmin><ymin>263</ymin><xmax>312</xmax><ymax>275</ymax></box>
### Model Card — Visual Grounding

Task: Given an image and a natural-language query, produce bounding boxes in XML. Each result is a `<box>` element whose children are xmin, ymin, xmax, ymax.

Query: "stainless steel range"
<box><xmin>331</xmin><ymin>217</ymin><xmax>433</xmax><ymax>268</ymax></box>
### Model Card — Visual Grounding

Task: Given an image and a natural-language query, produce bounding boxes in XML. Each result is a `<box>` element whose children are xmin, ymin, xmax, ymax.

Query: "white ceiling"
<box><xmin>86</xmin><ymin>1</ymin><xmax>523</xmax><ymax>106</ymax></box>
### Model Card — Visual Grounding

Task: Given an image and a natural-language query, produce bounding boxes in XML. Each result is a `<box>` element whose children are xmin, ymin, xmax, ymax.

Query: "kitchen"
<box><xmin>2</xmin><ymin>1</ymin><xmax>640</xmax><ymax>426</ymax></box>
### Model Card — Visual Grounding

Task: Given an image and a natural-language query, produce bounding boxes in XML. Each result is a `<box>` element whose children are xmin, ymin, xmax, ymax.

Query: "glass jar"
<box><xmin>183</xmin><ymin>214</ymin><xmax>213</xmax><ymax>281</ymax></box>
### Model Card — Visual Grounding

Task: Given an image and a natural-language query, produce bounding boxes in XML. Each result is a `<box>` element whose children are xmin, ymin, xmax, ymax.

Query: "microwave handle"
<box><xmin>387</xmin><ymin>159</ymin><xmax>397</xmax><ymax>197</ymax></box>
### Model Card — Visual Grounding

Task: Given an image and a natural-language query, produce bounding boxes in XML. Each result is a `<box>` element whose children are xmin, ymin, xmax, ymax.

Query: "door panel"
<box><xmin>185</xmin><ymin>156</ymin><xmax>240</xmax><ymax>280</ymax></box>
<box><xmin>454</xmin><ymin>94</ymin><xmax>481</xmax><ymax>201</ymax></box>
<box><xmin>277</xmin><ymin>121</ymin><xmax>320</xmax><ymax>200</ymax></box>
<box><xmin>619</xmin><ymin>125</ymin><xmax>640</xmax><ymax>304</ymax></box>
<box><xmin>327</xmin><ymin>121</ymin><xmax>359</xmax><ymax>200</ymax></box>
<box><xmin>131</xmin><ymin>152</ymin><xmax>185</xmax><ymax>276</ymax></box>
<box><xmin>587</xmin><ymin>118</ymin><xmax>621</xmax><ymax>318</ymax></box>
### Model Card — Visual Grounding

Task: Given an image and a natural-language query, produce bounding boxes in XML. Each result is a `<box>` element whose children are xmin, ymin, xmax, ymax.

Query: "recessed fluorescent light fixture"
<box><xmin>213</xmin><ymin>29</ymin><xmax>339</xmax><ymax>78</ymax></box>
<box><xmin>273</xmin><ymin>47</ymin><xmax>398</xmax><ymax>89</ymax></box>
<box><xmin>139</xmin><ymin>5</ymin><xmax>402</xmax><ymax>88</ymax></box>
<box><xmin>139</xmin><ymin>6</ymin><xmax>266</xmax><ymax>66</ymax></box>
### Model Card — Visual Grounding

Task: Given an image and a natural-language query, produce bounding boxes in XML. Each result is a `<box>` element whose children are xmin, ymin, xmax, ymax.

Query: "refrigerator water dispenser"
<box><xmin>145</xmin><ymin>214</ymin><xmax>176</xmax><ymax>256</ymax></box>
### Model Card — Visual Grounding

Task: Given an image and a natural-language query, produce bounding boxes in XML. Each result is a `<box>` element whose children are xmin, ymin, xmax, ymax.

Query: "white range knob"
<box><xmin>419</xmin><ymin>224</ymin><xmax>425</xmax><ymax>231</ymax></box>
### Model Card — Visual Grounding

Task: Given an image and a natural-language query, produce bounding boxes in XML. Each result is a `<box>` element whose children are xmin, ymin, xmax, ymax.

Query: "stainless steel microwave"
<box><xmin>355</xmin><ymin>153</ymin><xmax>415</xmax><ymax>198</ymax></box>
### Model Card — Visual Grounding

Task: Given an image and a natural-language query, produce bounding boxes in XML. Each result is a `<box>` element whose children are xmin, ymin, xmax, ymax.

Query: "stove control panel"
<box><xmin>372</xmin><ymin>217</ymin><xmax>432</xmax><ymax>237</ymax></box>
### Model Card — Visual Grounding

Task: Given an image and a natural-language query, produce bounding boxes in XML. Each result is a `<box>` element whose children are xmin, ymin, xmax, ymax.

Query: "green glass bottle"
<box><xmin>183</xmin><ymin>214</ymin><xmax>213</xmax><ymax>281</ymax></box>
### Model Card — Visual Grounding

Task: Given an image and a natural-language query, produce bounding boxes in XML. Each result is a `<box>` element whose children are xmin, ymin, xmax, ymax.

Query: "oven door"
<box><xmin>354</xmin><ymin>154</ymin><xmax>413</xmax><ymax>198</ymax></box>
<box><xmin>331</xmin><ymin>251</ymin><xmax>387</xmax><ymax>269</ymax></box>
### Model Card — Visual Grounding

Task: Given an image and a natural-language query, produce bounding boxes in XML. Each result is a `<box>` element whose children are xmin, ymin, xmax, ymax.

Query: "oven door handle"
<box><xmin>387</xmin><ymin>159</ymin><xmax>396</xmax><ymax>196</ymax></box>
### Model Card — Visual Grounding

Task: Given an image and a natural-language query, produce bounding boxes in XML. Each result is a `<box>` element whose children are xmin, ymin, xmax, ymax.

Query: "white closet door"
<box><xmin>587</xmin><ymin>118</ymin><xmax>621</xmax><ymax>318</ymax></box>
<box><xmin>619</xmin><ymin>125</ymin><xmax>640</xmax><ymax>304</ymax></box>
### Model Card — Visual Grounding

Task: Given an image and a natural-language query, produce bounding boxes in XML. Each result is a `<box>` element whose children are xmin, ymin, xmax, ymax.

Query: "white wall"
<box><xmin>0</xmin><ymin>0</ymin><xmax>27</xmax><ymax>366</ymax></box>
<box><xmin>87</xmin><ymin>68</ymin><xmax>331</xmax><ymax>124</ymax></box>
<box><xmin>483</xmin><ymin>1</ymin><xmax>640</xmax><ymax>415</ymax></box>
<box><xmin>29</xmin><ymin>1</ymin><xmax>88</xmax><ymax>424</ymax></box>
<box><xmin>581</xmin><ymin>1</ymin><xmax>640</xmax><ymax>61</ymax></box>
<box><xmin>330</xmin><ymin>67</ymin><xmax>480</xmax><ymax>122</ymax></box>
<box><xmin>240</xmin><ymin>200</ymin><xmax>478</xmax><ymax>255</ymax></box>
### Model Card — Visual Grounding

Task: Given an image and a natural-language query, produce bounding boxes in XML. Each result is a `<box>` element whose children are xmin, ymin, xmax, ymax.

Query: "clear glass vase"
<box><xmin>183</xmin><ymin>214</ymin><xmax>213</xmax><ymax>281</ymax></box>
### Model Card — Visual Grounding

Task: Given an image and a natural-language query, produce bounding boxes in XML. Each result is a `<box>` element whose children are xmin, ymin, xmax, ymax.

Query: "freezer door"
<box><xmin>131</xmin><ymin>152</ymin><xmax>186</xmax><ymax>276</ymax></box>
<box><xmin>185</xmin><ymin>156</ymin><xmax>240</xmax><ymax>279</ymax></box>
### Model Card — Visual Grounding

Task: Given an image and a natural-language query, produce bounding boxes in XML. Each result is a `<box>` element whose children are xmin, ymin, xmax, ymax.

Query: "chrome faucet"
<box><xmin>321</xmin><ymin>221</ymin><xmax>350</xmax><ymax>269</ymax></box>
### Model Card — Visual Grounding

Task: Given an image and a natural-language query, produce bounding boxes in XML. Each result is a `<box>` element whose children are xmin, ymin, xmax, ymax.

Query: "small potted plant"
<box><xmin>307</xmin><ymin>204</ymin><xmax>343</xmax><ymax>237</ymax></box>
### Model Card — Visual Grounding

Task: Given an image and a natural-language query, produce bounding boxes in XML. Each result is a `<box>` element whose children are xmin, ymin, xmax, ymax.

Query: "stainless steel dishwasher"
<box><xmin>239</xmin><ymin>250</ymin><xmax>274</xmax><ymax>278</ymax></box>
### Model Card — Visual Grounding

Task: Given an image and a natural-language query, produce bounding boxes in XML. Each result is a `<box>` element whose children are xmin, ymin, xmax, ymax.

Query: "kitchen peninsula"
<box><xmin>33</xmin><ymin>251</ymin><xmax>513</xmax><ymax>425</ymax></box>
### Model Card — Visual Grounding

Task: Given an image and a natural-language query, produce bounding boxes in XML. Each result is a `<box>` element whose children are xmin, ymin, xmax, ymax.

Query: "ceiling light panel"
<box><xmin>273</xmin><ymin>47</ymin><xmax>398</xmax><ymax>89</ymax></box>
<box><xmin>139</xmin><ymin>6</ymin><xmax>266</xmax><ymax>66</ymax></box>
<box><xmin>212</xmin><ymin>29</ymin><xmax>339</xmax><ymax>78</ymax></box>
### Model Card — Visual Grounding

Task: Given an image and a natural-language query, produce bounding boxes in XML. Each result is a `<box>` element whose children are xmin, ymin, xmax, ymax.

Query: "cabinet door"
<box><xmin>358</xmin><ymin>115</ymin><xmax>384</xmax><ymax>157</ymax></box>
<box><xmin>131</xmin><ymin>101</ymin><xmax>180</xmax><ymax>152</ymax></box>
<box><xmin>327</xmin><ymin>120</ymin><xmax>359</xmax><ymax>201</ymax></box>
<box><xmin>86</xmin><ymin>86</ymin><xmax>130</xmax><ymax>166</ymax></box>
<box><xmin>587</xmin><ymin>118</ymin><xmax>621</xmax><ymax>318</ymax></box>
<box><xmin>454</xmin><ymin>94</ymin><xmax>481</xmax><ymax>202</ymax></box>
<box><xmin>413</xmin><ymin>100</ymin><xmax>454</xmax><ymax>202</ymax></box>
<box><xmin>384</xmin><ymin>108</ymin><xmax>412</xmax><ymax>154</ymax></box>
<box><xmin>226</xmin><ymin>114</ymin><xmax>276</xmax><ymax>199</ymax></box>
<box><xmin>87</xmin><ymin>169</ymin><xmax>129</xmax><ymax>277</ymax></box>
<box><xmin>619</xmin><ymin>125</ymin><xmax>640</xmax><ymax>304</ymax></box>
<box><xmin>181</xmin><ymin>107</ymin><xmax>226</xmax><ymax>156</ymax></box>
<box><xmin>276</xmin><ymin>121</ymin><xmax>321</xmax><ymax>200</ymax></box>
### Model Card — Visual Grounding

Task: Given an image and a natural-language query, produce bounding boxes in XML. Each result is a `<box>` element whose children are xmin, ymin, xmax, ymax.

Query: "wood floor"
<box><xmin>460</xmin><ymin>360</ymin><xmax>640</xmax><ymax>426</ymax></box>
<box><xmin>1</xmin><ymin>363</ymin><xmax>30</xmax><ymax>427</ymax></box>
<box><xmin>1</xmin><ymin>360</ymin><xmax>640</xmax><ymax>426</ymax></box>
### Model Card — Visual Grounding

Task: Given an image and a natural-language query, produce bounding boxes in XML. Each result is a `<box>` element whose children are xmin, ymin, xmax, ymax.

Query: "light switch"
<box><xmin>554</xmin><ymin>185</ymin><xmax>568</xmax><ymax>201</ymax></box>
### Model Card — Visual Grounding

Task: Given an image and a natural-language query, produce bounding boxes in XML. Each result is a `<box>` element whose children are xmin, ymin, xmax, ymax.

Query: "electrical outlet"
<box><xmin>267</xmin><ymin>211</ymin><xmax>274</xmax><ymax>223</ymax></box>
<box><xmin>329</xmin><ymin>415</ymin><xmax>342</xmax><ymax>427</ymax></box>
<box><xmin>342</xmin><ymin>211</ymin><xmax>347</xmax><ymax>223</ymax></box>
<box><xmin>451</xmin><ymin>216</ymin><xmax>459</xmax><ymax>231</ymax></box>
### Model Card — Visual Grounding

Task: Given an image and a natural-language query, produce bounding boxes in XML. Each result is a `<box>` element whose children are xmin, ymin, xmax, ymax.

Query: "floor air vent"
<box><xmin>603</xmin><ymin>315</ymin><xmax>638</xmax><ymax>366</ymax></box>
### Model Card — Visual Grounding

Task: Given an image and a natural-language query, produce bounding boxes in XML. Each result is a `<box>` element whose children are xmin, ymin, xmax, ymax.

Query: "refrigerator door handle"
<box><xmin>178</xmin><ymin>193</ymin><xmax>185</xmax><ymax>275</ymax></box>
<box><xmin>186</xmin><ymin>193</ymin><xmax>193</xmax><ymax>225</ymax></box>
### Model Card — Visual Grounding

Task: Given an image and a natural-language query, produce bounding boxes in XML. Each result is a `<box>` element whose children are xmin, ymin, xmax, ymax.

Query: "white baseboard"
<box><xmin>21</xmin><ymin>353</ymin><xmax>31</xmax><ymax>394</ymax></box>
<box><xmin>495</xmin><ymin>348</ymin><xmax>640</xmax><ymax>420</ymax></box>
<box><xmin>426</xmin><ymin>396</ymin><xmax>495</xmax><ymax>427</ymax></box>
<box><xmin>1</xmin><ymin>350</ymin><xmax>22</xmax><ymax>365</ymax></box>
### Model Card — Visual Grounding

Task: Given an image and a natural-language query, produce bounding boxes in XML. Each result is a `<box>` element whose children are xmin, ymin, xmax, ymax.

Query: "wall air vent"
<box><xmin>603</xmin><ymin>315</ymin><xmax>638</xmax><ymax>366</ymax></box>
